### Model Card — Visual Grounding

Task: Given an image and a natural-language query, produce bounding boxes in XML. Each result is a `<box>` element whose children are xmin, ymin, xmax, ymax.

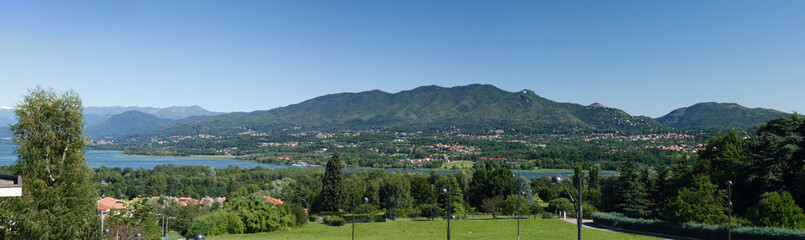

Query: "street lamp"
<box><xmin>352</xmin><ymin>196</ymin><xmax>369</xmax><ymax>240</ymax></box>
<box><xmin>100</xmin><ymin>193</ymin><xmax>107</xmax><ymax>235</ymax></box>
<box><xmin>726</xmin><ymin>180</ymin><xmax>733</xmax><ymax>240</ymax></box>
<box><xmin>512</xmin><ymin>173</ymin><xmax>526</xmax><ymax>240</ymax></box>
<box><xmin>193</xmin><ymin>233</ymin><xmax>204</xmax><ymax>240</ymax></box>
<box><xmin>440</xmin><ymin>187</ymin><xmax>453</xmax><ymax>240</ymax></box>
<box><xmin>552</xmin><ymin>174</ymin><xmax>582</xmax><ymax>240</ymax></box>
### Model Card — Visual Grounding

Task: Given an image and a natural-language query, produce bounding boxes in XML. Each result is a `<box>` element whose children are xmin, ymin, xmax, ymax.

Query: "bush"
<box><xmin>187</xmin><ymin>210</ymin><xmax>244</xmax><ymax>238</ymax></box>
<box><xmin>547</xmin><ymin>198</ymin><xmax>574</xmax><ymax>214</ymax></box>
<box><xmin>746</xmin><ymin>191</ymin><xmax>805</xmax><ymax>229</ymax></box>
<box><xmin>581</xmin><ymin>202</ymin><xmax>597</xmax><ymax>219</ymax></box>
<box><xmin>593</xmin><ymin>212</ymin><xmax>805</xmax><ymax>240</ymax></box>
<box><xmin>323</xmin><ymin>216</ymin><xmax>345</xmax><ymax>226</ymax></box>
<box><xmin>285</xmin><ymin>203</ymin><xmax>308</xmax><ymax>227</ymax></box>
<box><xmin>419</xmin><ymin>203</ymin><xmax>441</xmax><ymax>220</ymax></box>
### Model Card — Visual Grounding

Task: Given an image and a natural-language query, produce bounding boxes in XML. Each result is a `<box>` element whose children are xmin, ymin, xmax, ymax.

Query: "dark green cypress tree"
<box><xmin>0</xmin><ymin>88</ymin><xmax>100</xmax><ymax>239</ymax></box>
<box><xmin>588</xmin><ymin>166</ymin><xmax>600</xmax><ymax>190</ymax></box>
<box><xmin>614</xmin><ymin>155</ymin><xmax>650</xmax><ymax>216</ymax></box>
<box><xmin>319</xmin><ymin>152</ymin><xmax>344</xmax><ymax>212</ymax></box>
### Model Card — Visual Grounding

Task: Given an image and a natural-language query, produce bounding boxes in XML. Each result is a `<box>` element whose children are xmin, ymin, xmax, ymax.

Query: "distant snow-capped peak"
<box><xmin>0</xmin><ymin>106</ymin><xmax>14</xmax><ymax>110</ymax></box>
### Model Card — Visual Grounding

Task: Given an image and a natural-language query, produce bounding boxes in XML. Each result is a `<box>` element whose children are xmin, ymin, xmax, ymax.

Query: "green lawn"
<box><xmin>208</xmin><ymin>217</ymin><xmax>657</xmax><ymax>240</ymax></box>
<box><xmin>441</xmin><ymin>161</ymin><xmax>475</xmax><ymax>169</ymax></box>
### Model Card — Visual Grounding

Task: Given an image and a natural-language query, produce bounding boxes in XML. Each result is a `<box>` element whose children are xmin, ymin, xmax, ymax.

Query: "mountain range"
<box><xmin>84</xmin><ymin>105</ymin><xmax>221</xmax><ymax>126</ymax></box>
<box><xmin>0</xmin><ymin>85</ymin><xmax>792</xmax><ymax>140</ymax></box>
<box><xmin>0</xmin><ymin>105</ymin><xmax>220</xmax><ymax>139</ymax></box>
<box><xmin>116</xmin><ymin>84</ymin><xmax>790</xmax><ymax>139</ymax></box>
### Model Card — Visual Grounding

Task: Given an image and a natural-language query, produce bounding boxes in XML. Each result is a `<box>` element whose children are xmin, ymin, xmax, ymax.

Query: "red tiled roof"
<box><xmin>263</xmin><ymin>196</ymin><xmax>284</xmax><ymax>205</ymax></box>
<box><xmin>97</xmin><ymin>197</ymin><xmax>128</xmax><ymax>211</ymax></box>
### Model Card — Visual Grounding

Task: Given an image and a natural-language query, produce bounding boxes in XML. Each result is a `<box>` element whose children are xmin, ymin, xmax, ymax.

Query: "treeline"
<box><xmin>116</xmin><ymin>131</ymin><xmax>684</xmax><ymax>171</ymax></box>
<box><xmin>582</xmin><ymin>115</ymin><xmax>805</xmax><ymax>231</ymax></box>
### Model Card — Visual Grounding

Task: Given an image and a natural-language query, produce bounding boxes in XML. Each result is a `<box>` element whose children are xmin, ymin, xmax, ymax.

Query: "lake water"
<box><xmin>0</xmin><ymin>145</ymin><xmax>585</xmax><ymax>178</ymax></box>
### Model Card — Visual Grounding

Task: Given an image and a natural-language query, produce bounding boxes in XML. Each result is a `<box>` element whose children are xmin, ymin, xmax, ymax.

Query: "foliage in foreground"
<box><xmin>593</xmin><ymin>212</ymin><xmax>805</xmax><ymax>240</ymax></box>
<box><xmin>0</xmin><ymin>88</ymin><xmax>100</xmax><ymax>240</ymax></box>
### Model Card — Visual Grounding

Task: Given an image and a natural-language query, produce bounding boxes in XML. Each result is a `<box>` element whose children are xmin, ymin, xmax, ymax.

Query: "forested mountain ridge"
<box><xmin>657</xmin><ymin>102</ymin><xmax>789</xmax><ymax>129</ymax></box>
<box><xmin>122</xmin><ymin>84</ymin><xmax>663</xmax><ymax>138</ymax></box>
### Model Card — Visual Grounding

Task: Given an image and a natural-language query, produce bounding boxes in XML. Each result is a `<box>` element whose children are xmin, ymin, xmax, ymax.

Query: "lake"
<box><xmin>0</xmin><ymin>145</ymin><xmax>587</xmax><ymax>178</ymax></box>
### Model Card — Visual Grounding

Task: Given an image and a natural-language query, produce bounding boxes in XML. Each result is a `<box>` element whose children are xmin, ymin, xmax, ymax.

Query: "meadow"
<box><xmin>208</xmin><ymin>217</ymin><xmax>657</xmax><ymax>240</ymax></box>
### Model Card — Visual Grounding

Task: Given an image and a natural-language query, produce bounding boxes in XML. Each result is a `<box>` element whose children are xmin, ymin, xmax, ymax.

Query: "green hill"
<box><xmin>124</xmin><ymin>84</ymin><xmax>662</xmax><ymax>138</ymax></box>
<box><xmin>85</xmin><ymin>111</ymin><xmax>176</xmax><ymax>138</ymax></box>
<box><xmin>656</xmin><ymin>102</ymin><xmax>789</xmax><ymax>129</ymax></box>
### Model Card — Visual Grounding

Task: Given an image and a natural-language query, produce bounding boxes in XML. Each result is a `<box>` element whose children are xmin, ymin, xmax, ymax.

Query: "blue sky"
<box><xmin>1</xmin><ymin>1</ymin><xmax>804</xmax><ymax>117</ymax></box>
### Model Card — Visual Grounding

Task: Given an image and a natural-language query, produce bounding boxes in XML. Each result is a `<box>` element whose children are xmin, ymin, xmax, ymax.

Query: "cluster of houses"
<box><xmin>96</xmin><ymin>195</ymin><xmax>285</xmax><ymax>212</ymax></box>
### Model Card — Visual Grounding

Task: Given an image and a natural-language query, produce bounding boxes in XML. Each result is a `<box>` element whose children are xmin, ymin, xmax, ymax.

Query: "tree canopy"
<box><xmin>0</xmin><ymin>88</ymin><xmax>100</xmax><ymax>239</ymax></box>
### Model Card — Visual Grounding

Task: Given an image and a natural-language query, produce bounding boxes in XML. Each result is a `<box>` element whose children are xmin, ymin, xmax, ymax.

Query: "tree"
<box><xmin>501</xmin><ymin>194</ymin><xmax>530</xmax><ymax>217</ymax></box>
<box><xmin>0</xmin><ymin>88</ymin><xmax>100</xmax><ymax>239</ymax></box>
<box><xmin>648</xmin><ymin>164</ymin><xmax>673</xmax><ymax>217</ymax></box>
<box><xmin>664</xmin><ymin>176</ymin><xmax>727</xmax><ymax>224</ymax></box>
<box><xmin>744</xmin><ymin>115</ymin><xmax>805</xmax><ymax>209</ymax></box>
<box><xmin>513</xmin><ymin>175</ymin><xmax>534</xmax><ymax>203</ymax></box>
<box><xmin>480</xmin><ymin>197</ymin><xmax>503</xmax><ymax>219</ymax></box>
<box><xmin>746</xmin><ymin>191</ymin><xmax>805</xmax><ymax>229</ymax></box>
<box><xmin>694</xmin><ymin>131</ymin><xmax>748</xmax><ymax>185</ymax></box>
<box><xmin>547</xmin><ymin>198</ymin><xmax>574</xmax><ymax>214</ymax></box>
<box><xmin>378</xmin><ymin>174</ymin><xmax>412</xmax><ymax>220</ymax></box>
<box><xmin>613</xmin><ymin>155</ymin><xmax>650</xmax><ymax>216</ymax></box>
<box><xmin>318</xmin><ymin>152</ymin><xmax>344</xmax><ymax>212</ymax></box>
<box><xmin>105</xmin><ymin>198</ymin><xmax>161</xmax><ymax>240</ymax></box>
<box><xmin>468</xmin><ymin>164</ymin><xmax>513</xmax><ymax>209</ymax></box>
<box><xmin>587</xmin><ymin>166</ymin><xmax>600</xmax><ymax>190</ymax></box>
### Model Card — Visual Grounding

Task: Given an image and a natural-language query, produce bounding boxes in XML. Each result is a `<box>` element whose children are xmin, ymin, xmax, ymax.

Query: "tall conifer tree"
<box><xmin>319</xmin><ymin>152</ymin><xmax>344</xmax><ymax>212</ymax></box>
<box><xmin>614</xmin><ymin>154</ymin><xmax>650</xmax><ymax>216</ymax></box>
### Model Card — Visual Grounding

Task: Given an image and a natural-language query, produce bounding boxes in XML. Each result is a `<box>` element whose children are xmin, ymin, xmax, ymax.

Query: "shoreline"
<box><xmin>116</xmin><ymin>153</ymin><xmax>615</xmax><ymax>174</ymax></box>
<box><xmin>118</xmin><ymin>154</ymin><xmax>237</xmax><ymax>160</ymax></box>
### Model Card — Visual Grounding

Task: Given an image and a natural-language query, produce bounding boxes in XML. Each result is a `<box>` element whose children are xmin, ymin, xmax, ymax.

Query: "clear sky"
<box><xmin>2</xmin><ymin>1</ymin><xmax>804</xmax><ymax>117</ymax></box>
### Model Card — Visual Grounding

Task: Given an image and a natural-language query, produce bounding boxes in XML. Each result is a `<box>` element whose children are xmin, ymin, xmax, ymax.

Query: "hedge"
<box><xmin>593</xmin><ymin>212</ymin><xmax>805</xmax><ymax>240</ymax></box>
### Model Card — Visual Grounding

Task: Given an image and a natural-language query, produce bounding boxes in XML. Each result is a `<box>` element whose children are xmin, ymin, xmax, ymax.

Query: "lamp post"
<box><xmin>512</xmin><ymin>173</ymin><xmax>525</xmax><ymax>240</ymax></box>
<box><xmin>552</xmin><ymin>175</ymin><xmax>582</xmax><ymax>240</ymax></box>
<box><xmin>440</xmin><ymin>187</ymin><xmax>452</xmax><ymax>240</ymax></box>
<box><xmin>726</xmin><ymin>180</ymin><xmax>733</xmax><ymax>240</ymax></box>
<box><xmin>352</xmin><ymin>196</ymin><xmax>369</xmax><ymax>240</ymax></box>
<box><xmin>100</xmin><ymin>193</ymin><xmax>107</xmax><ymax>235</ymax></box>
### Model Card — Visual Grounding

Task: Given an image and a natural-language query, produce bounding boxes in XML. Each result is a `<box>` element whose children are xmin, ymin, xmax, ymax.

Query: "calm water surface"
<box><xmin>0</xmin><ymin>145</ymin><xmax>587</xmax><ymax>178</ymax></box>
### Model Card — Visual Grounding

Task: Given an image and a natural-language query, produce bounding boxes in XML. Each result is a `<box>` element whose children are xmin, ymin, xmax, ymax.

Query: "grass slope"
<box><xmin>209</xmin><ymin>218</ymin><xmax>657</xmax><ymax>240</ymax></box>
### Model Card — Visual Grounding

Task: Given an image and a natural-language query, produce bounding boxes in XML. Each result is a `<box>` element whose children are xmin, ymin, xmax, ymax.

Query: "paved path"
<box><xmin>558</xmin><ymin>217</ymin><xmax>698</xmax><ymax>240</ymax></box>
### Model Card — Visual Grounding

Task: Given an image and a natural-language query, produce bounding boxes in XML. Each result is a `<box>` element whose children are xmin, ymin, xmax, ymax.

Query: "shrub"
<box><xmin>547</xmin><ymin>198</ymin><xmax>574</xmax><ymax>214</ymax></box>
<box><xmin>187</xmin><ymin>210</ymin><xmax>244</xmax><ymax>238</ymax></box>
<box><xmin>285</xmin><ymin>203</ymin><xmax>308</xmax><ymax>227</ymax></box>
<box><xmin>746</xmin><ymin>191</ymin><xmax>805</xmax><ymax>229</ymax></box>
<box><xmin>419</xmin><ymin>203</ymin><xmax>441</xmax><ymax>220</ymax></box>
<box><xmin>323</xmin><ymin>216</ymin><xmax>345</xmax><ymax>226</ymax></box>
<box><xmin>581</xmin><ymin>202</ymin><xmax>597</xmax><ymax>219</ymax></box>
<box><xmin>593</xmin><ymin>212</ymin><xmax>805</xmax><ymax>240</ymax></box>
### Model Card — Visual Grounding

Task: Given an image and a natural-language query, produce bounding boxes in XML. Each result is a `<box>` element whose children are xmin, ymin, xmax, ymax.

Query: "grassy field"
<box><xmin>207</xmin><ymin>217</ymin><xmax>657</xmax><ymax>240</ymax></box>
<box><xmin>441</xmin><ymin>161</ymin><xmax>475</xmax><ymax>169</ymax></box>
